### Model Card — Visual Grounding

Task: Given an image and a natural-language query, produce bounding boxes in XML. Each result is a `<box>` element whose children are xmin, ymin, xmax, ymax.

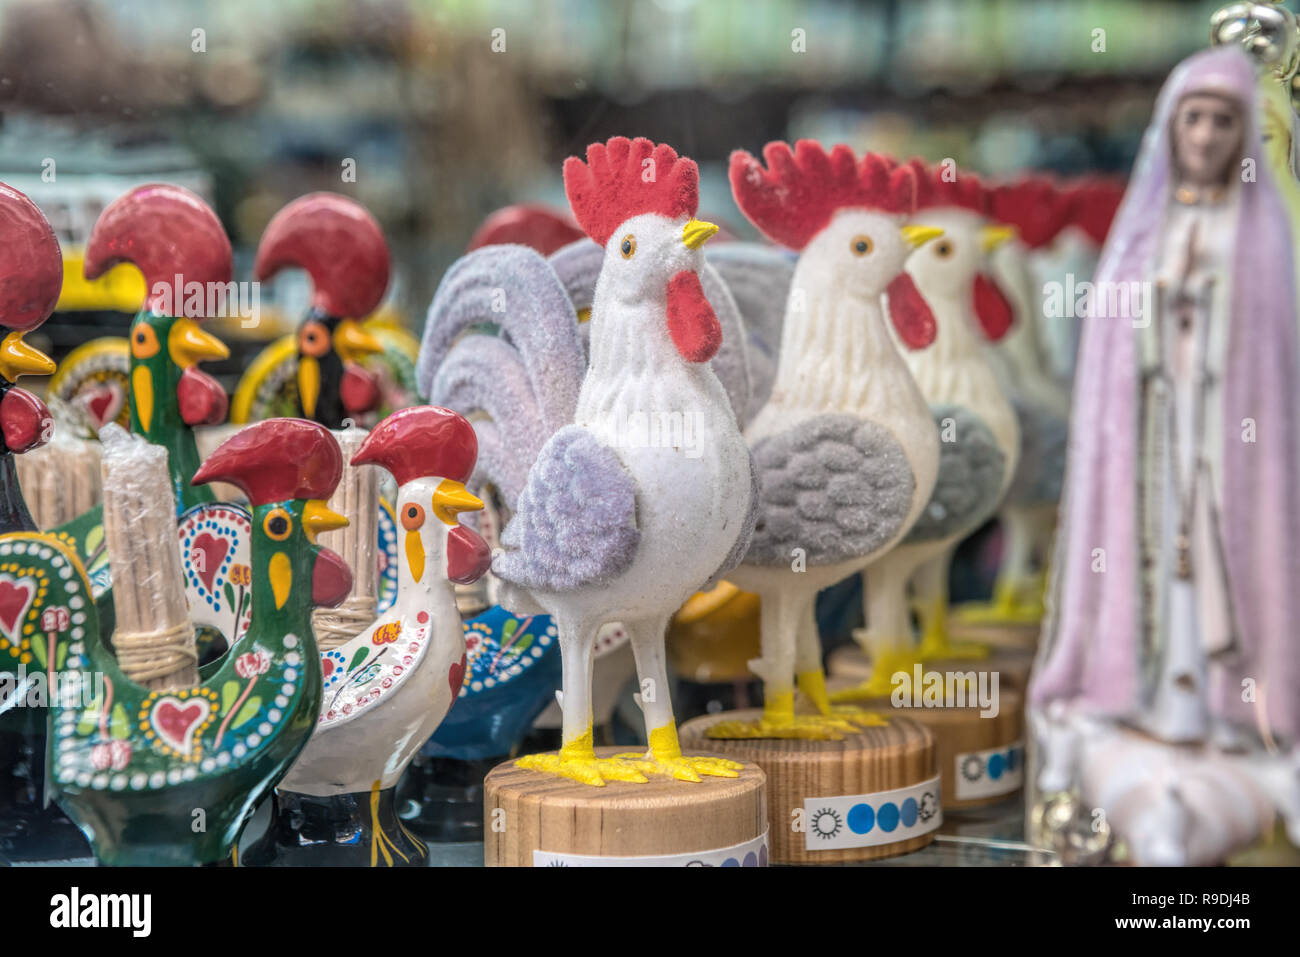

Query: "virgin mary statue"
<box><xmin>1031</xmin><ymin>45</ymin><xmax>1300</xmax><ymax>755</ymax></box>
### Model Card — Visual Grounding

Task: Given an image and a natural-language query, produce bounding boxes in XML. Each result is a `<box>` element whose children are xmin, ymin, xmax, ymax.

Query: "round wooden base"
<box><xmin>825</xmin><ymin>674</ymin><xmax>1025</xmax><ymax>811</ymax></box>
<box><xmin>945</xmin><ymin>616</ymin><xmax>1041</xmax><ymax>650</ymax></box>
<box><xmin>828</xmin><ymin>641</ymin><xmax>1036</xmax><ymax>692</ymax></box>
<box><xmin>678</xmin><ymin>712</ymin><xmax>939</xmax><ymax>864</ymax></box>
<box><xmin>484</xmin><ymin>746</ymin><xmax>768</xmax><ymax>867</ymax></box>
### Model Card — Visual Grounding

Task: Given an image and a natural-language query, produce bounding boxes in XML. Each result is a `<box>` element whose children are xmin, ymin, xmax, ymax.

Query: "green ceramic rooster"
<box><xmin>3</xmin><ymin>417</ymin><xmax>353</xmax><ymax>865</ymax></box>
<box><xmin>54</xmin><ymin>186</ymin><xmax>253</xmax><ymax>649</ymax></box>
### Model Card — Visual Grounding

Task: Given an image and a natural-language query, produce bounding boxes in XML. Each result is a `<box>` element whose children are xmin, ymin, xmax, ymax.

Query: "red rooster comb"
<box><xmin>255</xmin><ymin>193</ymin><xmax>391</xmax><ymax>319</ymax></box>
<box><xmin>563</xmin><ymin>137</ymin><xmax>700</xmax><ymax>246</ymax></box>
<box><xmin>910</xmin><ymin>159</ymin><xmax>989</xmax><ymax>215</ymax></box>
<box><xmin>0</xmin><ymin>182</ymin><xmax>62</xmax><ymax>333</ymax></box>
<box><xmin>729</xmin><ymin>141</ymin><xmax>916</xmax><ymax>251</ymax></box>
<box><xmin>467</xmin><ymin>204</ymin><xmax>586</xmax><ymax>256</ymax></box>
<box><xmin>351</xmin><ymin>406</ymin><xmax>478</xmax><ymax>487</ymax></box>
<box><xmin>193</xmin><ymin>418</ymin><xmax>343</xmax><ymax>506</ymax></box>
<box><xmin>1067</xmin><ymin>178</ymin><xmax>1126</xmax><ymax>246</ymax></box>
<box><xmin>989</xmin><ymin>178</ymin><xmax>1072</xmax><ymax>248</ymax></box>
<box><xmin>84</xmin><ymin>184</ymin><xmax>232</xmax><ymax>316</ymax></box>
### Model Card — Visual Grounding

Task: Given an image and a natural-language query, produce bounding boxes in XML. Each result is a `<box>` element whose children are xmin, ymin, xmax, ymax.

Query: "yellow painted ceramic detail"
<box><xmin>56</xmin><ymin>250</ymin><xmax>146</xmax><ymax>313</ymax></box>
<box><xmin>269</xmin><ymin>551</ymin><xmax>291</xmax><ymax>610</ymax></box>
<box><xmin>297</xmin><ymin>354</ymin><xmax>321</xmax><ymax>418</ymax></box>
<box><xmin>131</xmin><ymin>365</ymin><xmax>153</xmax><ymax>433</ymax></box>
<box><xmin>979</xmin><ymin>224</ymin><xmax>1017</xmax><ymax>253</ymax></box>
<box><xmin>301</xmin><ymin>500</ymin><xmax>348</xmax><ymax>545</ymax></box>
<box><xmin>167</xmin><ymin>317</ymin><xmax>229</xmax><ymax>368</ymax></box>
<box><xmin>404</xmin><ymin>529</ymin><xmax>424</xmax><ymax>583</ymax></box>
<box><xmin>431</xmin><ymin>479</ymin><xmax>484</xmax><ymax>525</ymax></box>
<box><xmin>230</xmin><ymin>335</ymin><xmax>296</xmax><ymax>424</ymax></box>
<box><xmin>333</xmin><ymin>318</ymin><xmax>384</xmax><ymax>363</ymax></box>
<box><xmin>369</xmin><ymin>779</ymin><xmax>409</xmax><ymax>867</ymax></box>
<box><xmin>0</xmin><ymin>332</ymin><xmax>55</xmax><ymax>382</ymax></box>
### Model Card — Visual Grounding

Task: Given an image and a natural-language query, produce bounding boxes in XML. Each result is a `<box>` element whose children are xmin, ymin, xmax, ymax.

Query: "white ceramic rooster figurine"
<box><xmin>277</xmin><ymin>405</ymin><xmax>489</xmax><ymax>792</ymax></box>
<box><xmin>708</xmin><ymin>141</ymin><xmax>942</xmax><ymax>739</ymax></box>
<box><xmin>837</xmin><ymin>161</ymin><xmax>1020</xmax><ymax>698</ymax></box>
<box><xmin>484</xmin><ymin>137</ymin><xmax>755</xmax><ymax>786</ymax></box>
<box><xmin>244</xmin><ymin>407</ymin><xmax>493</xmax><ymax>866</ymax></box>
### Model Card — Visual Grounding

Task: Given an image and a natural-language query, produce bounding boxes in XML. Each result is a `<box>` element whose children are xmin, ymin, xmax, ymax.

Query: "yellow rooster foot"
<box><xmin>617</xmin><ymin>751</ymin><xmax>743</xmax><ymax>782</ymax></box>
<box><xmin>828</xmin><ymin>649</ymin><xmax>919</xmax><ymax>703</ymax></box>
<box><xmin>795</xmin><ymin>669</ymin><xmax>888</xmax><ymax>729</ymax></box>
<box><xmin>954</xmin><ymin>580</ymin><xmax>1045</xmax><ymax>625</ymax></box>
<box><xmin>515</xmin><ymin>751</ymin><xmax>649</xmax><ymax>787</ymax></box>
<box><xmin>915</xmin><ymin>634</ymin><xmax>990</xmax><ymax>662</ymax></box>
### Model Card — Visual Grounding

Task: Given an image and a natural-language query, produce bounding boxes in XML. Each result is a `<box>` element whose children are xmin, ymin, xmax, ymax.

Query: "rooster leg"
<box><xmin>955</xmin><ymin>506</ymin><xmax>1048</xmax><ymax>624</ymax></box>
<box><xmin>616</xmin><ymin>616</ymin><xmax>741</xmax><ymax>781</ymax></box>
<box><xmin>913</xmin><ymin>549</ymin><xmax>988</xmax><ymax>662</ymax></box>
<box><xmin>829</xmin><ymin>563</ymin><xmax>920</xmax><ymax>702</ymax></box>
<box><xmin>516</xmin><ymin>619</ymin><xmax>648</xmax><ymax>786</ymax></box>
<box><xmin>709</xmin><ymin>587</ymin><xmax>861</xmax><ymax>740</ymax></box>
<box><xmin>794</xmin><ymin>597</ymin><xmax>886</xmax><ymax>730</ymax></box>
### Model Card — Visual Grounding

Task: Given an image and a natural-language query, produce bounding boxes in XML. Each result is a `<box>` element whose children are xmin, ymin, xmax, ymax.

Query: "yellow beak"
<box><xmin>334</xmin><ymin>318</ymin><xmax>384</xmax><ymax>362</ymax></box>
<box><xmin>298</xmin><ymin>355</ymin><xmax>321</xmax><ymax>419</ymax></box>
<box><xmin>0</xmin><ymin>332</ymin><xmax>55</xmax><ymax>382</ymax></box>
<box><xmin>980</xmin><ymin>224</ymin><xmax>1017</xmax><ymax>254</ymax></box>
<box><xmin>168</xmin><ymin>317</ymin><xmax>230</xmax><ymax>368</ymax></box>
<box><xmin>682</xmin><ymin>219</ymin><xmax>720</xmax><ymax>251</ymax></box>
<box><xmin>301</xmin><ymin>498</ymin><xmax>349</xmax><ymax>544</ymax></box>
<box><xmin>432</xmin><ymin>479</ymin><xmax>484</xmax><ymax>526</ymax></box>
<box><xmin>901</xmin><ymin>225</ymin><xmax>944</xmax><ymax>249</ymax></box>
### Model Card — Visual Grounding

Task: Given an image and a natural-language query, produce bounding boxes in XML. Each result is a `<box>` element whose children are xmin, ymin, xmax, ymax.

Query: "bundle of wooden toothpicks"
<box><xmin>99</xmin><ymin>424</ymin><xmax>198</xmax><ymax>691</ymax></box>
<box><xmin>311</xmin><ymin>426</ymin><xmax>379</xmax><ymax>651</ymax></box>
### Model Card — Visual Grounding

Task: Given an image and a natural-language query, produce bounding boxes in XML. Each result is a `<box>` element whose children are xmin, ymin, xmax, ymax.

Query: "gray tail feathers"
<box><xmin>419</xmin><ymin>243</ymin><xmax>585</xmax><ymax>508</ymax></box>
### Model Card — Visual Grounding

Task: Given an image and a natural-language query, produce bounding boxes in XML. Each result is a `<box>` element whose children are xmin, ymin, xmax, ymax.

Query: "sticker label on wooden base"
<box><xmin>804</xmin><ymin>776</ymin><xmax>942</xmax><ymax>851</ymax></box>
<box><xmin>532</xmin><ymin>829</ymin><xmax>769</xmax><ymax>867</ymax></box>
<box><xmin>954</xmin><ymin>740</ymin><xmax>1024</xmax><ymax>801</ymax></box>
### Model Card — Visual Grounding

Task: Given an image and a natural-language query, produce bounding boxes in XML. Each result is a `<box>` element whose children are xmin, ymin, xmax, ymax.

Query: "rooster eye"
<box><xmin>620</xmin><ymin>234</ymin><xmax>636</xmax><ymax>259</ymax></box>
<box><xmin>263</xmin><ymin>508</ymin><xmax>292</xmax><ymax>541</ymax></box>
<box><xmin>299</xmin><ymin>321</ymin><xmax>331</xmax><ymax>358</ymax></box>
<box><xmin>401</xmin><ymin>502</ymin><xmax>426</xmax><ymax>531</ymax></box>
<box><xmin>850</xmin><ymin>235</ymin><xmax>874</xmax><ymax>257</ymax></box>
<box><xmin>934</xmin><ymin>240</ymin><xmax>954</xmax><ymax>259</ymax></box>
<box><xmin>130</xmin><ymin>323</ymin><xmax>160</xmax><ymax>359</ymax></box>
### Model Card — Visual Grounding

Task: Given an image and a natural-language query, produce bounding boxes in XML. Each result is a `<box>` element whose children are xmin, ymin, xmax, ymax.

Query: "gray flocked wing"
<box><xmin>494</xmin><ymin>426</ymin><xmax>640</xmax><ymax>593</ymax></box>
<box><xmin>743</xmin><ymin>414</ymin><xmax>915</xmax><ymax>567</ymax></box>
<box><xmin>1005</xmin><ymin>398</ymin><xmax>1067</xmax><ymax>506</ymax></box>
<box><xmin>704</xmin><ymin>449</ymin><xmax>761</xmax><ymax>587</ymax></box>
<box><xmin>904</xmin><ymin>404</ymin><xmax>1007</xmax><ymax>544</ymax></box>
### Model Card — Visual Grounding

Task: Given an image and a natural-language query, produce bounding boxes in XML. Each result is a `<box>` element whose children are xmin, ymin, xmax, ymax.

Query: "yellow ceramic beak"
<box><xmin>297</xmin><ymin>355</ymin><xmax>321</xmax><ymax>418</ymax></box>
<box><xmin>901</xmin><ymin>225</ymin><xmax>944</xmax><ymax>249</ymax></box>
<box><xmin>432</xmin><ymin>479</ymin><xmax>484</xmax><ymax>525</ymax></box>
<box><xmin>980</xmin><ymin>224</ymin><xmax>1017</xmax><ymax>254</ymax></box>
<box><xmin>682</xmin><ymin>219</ymin><xmax>720</xmax><ymax>251</ymax></box>
<box><xmin>168</xmin><ymin>317</ymin><xmax>230</xmax><ymax>368</ymax></box>
<box><xmin>0</xmin><ymin>332</ymin><xmax>55</xmax><ymax>382</ymax></box>
<box><xmin>334</xmin><ymin>318</ymin><xmax>384</xmax><ymax>362</ymax></box>
<box><xmin>301</xmin><ymin>498</ymin><xmax>349</xmax><ymax>544</ymax></box>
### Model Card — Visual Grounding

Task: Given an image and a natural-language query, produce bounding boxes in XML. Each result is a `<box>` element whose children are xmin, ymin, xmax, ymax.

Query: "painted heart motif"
<box><xmin>191</xmin><ymin>532</ymin><xmax>230</xmax><ymax>593</ymax></box>
<box><xmin>80</xmin><ymin>383</ymin><xmax>124</xmax><ymax>429</ymax></box>
<box><xmin>151</xmin><ymin>697</ymin><xmax>211</xmax><ymax>757</ymax></box>
<box><xmin>448</xmin><ymin>652</ymin><xmax>467</xmax><ymax>698</ymax></box>
<box><xmin>0</xmin><ymin>575</ymin><xmax>37</xmax><ymax>642</ymax></box>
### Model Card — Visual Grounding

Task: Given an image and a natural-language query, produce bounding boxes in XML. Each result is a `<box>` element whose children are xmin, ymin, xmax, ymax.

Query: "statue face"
<box><xmin>1171</xmin><ymin>92</ymin><xmax>1244</xmax><ymax>188</ymax></box>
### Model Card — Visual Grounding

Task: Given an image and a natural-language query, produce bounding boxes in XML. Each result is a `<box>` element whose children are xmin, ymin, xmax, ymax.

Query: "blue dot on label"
<box><xmin>847</xmin><ymin>803</ymin><xmax>874</xmax><ymax>834</ymax></box>
<box><xmin>878</xmin><ymin>802</ymin><xmax>899</xmax><ymax>832</ymax></box>
<box><xmin>743</xmin><ymin>852</ymin><xmax>757</xmax><ymax>867</ymax></box>
<box><xmin>901</xmin><ymin>797</ymin><xmax>918</xmax><ymax>827</ymax></box>
<box><xmin>721</xmin><ymin>857</ymin><xmax>739</xmax><ymax>867</ymax></box>
<box><xmin>988</xmin><ymin>753</ymin><xmax>1004</xmax><ymax>780</ymax></box>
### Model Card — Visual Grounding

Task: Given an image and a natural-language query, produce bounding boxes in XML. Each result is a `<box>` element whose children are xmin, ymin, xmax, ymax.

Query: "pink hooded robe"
<box><xmin>1030</xmin><ymin>46</ymin><xmax>1300</xmax><ymax>743</ymax></box>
